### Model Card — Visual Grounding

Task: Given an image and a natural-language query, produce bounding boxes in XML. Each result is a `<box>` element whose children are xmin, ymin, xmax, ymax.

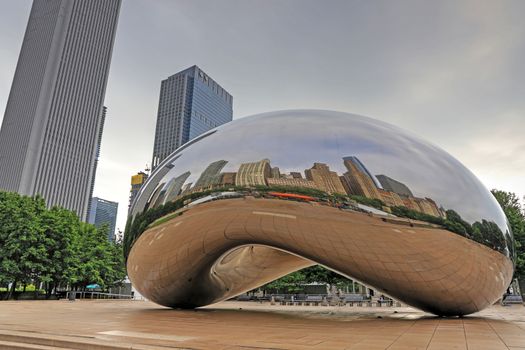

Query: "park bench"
<box><xmin>376</xmin><ymin>299</ymin><xmax>393</xmax><ymax>307</ymax></box>
<box><xmin>236</xmin><ymin>294</ymin><xmax>251</xmax><ymax>301</ymax></box>
<box><xmin>503</xmin><ymin>295</ymin><xmax>523</xmax><ymax>305</ymax></box>
<box><xmin>342</xmin><ymin>294</ymin><xmax>365</xmax><ymax>306</ymax></box>
<box><xmin>304</xmin><ymin>295</ymin><xmax>323</xmax><ymax>306</ymax></box>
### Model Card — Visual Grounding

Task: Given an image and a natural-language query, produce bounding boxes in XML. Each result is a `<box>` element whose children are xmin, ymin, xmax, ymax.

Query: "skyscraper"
<box><xmin>151</xmin><ymin>66</ymin><xmax>233</xmax><ymax>170</ymax></box>
<box><xmin>88</xmin><ymin>197</ymin><xmax>119</xmax><ymax>241</ymax></box>
<box><xmin>129</xmin><ymin>171</ymin><xmax>149</xmax><ymax>210</ymax></box>
<box><xmin>376</xmin><ymin>174</ymin><xmax>414</xmax><ymax>197</ymax></box>
<box><xmin>194</xmin><ymin>160</ymin><xmax>228</xmax><ymax>189</ymax></box>
<box><xmin>236</xmin><ymin>159</ymin><xmax>271</xmax><ymax>187</ymax></box>
<box><xmin>305</xmin><ymin>163</ymin><xmax>346</xmax><ymax>195</ymax></box>
<box><xmin>0</xmin><ymin>0</ymin><xmax>121</xmax><ymax>221</ymax></box>
<box><xmin>341</xmin><ymin>157</ymin><xmax>382</xmax><ymax>199</ymax></box>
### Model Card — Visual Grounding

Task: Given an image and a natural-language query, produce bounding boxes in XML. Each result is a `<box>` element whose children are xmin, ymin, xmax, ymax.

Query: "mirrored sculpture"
<box><xmin>125</xmin><ymin>110</ymin><xmax>514</xmax><ymax>316</ymax></box>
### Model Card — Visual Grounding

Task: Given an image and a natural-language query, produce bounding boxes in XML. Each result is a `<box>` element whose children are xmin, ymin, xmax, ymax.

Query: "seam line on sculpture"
<box><xmin>252</xmin><ymin>211</ymin><xmax>296</xmax><ymax>219</ymax></box>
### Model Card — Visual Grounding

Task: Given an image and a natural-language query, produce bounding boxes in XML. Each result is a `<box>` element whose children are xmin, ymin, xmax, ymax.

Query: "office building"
<box><xmin>341</xmin><ymin>157</ymin><xmax>382</xmax><ymax>199</ymax></box>
<box><xmin>151</xmin><ymin>65</ymin><xmax>233</xmax><ymax>170</ymax></box>
<box><xmin>220</xmin><ymin>172</ymin><xmax>237</xmax><ymax>186</ymax></box>
<box><xmin>194</xmin><ymin>160</ymin><xmax>228</xmax><ymax>189</ymax></box>
<box><xmin>236</xmin><ymin>159</ymin><xmax>271</xmax><ymax>187</ymax></box>
<box><xmin>376</xmin><ymin>174</ymin><xmax>413</xmax><ymax>197</ymax></box>
<box><xmin>88</xmin><ymin>197</ymin><xmax>119</xmax><ymax>241</ymax></box>
<box><xmin>129</xmin><ymin>171</ymin><xmax>149</xmax><ymax>210</ymax></box>
<box><xmin>305</xmin><ymin>163</ymin><xmax>346</xmax><ymax>195</ymax></box>
<box><xmin>0</xmin><ymin>0</ymin><xmax>121</xmax><ymax>221</ymax></box>
<box><xmin>267</xmin><ymin>177</ymin><xmax>319</xmax><ymax>190</ymax></box>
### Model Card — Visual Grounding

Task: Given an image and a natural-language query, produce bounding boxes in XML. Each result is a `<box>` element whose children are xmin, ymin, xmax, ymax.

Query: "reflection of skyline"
<box><xmin>134</xmin><ymin>111</ymin><xmax>508</xmax><ymax>235</ymax></box>
<box><xmin>157</xmin><ymin>155</ymin><xmax>444</xmax><ymax>219</ymax></box>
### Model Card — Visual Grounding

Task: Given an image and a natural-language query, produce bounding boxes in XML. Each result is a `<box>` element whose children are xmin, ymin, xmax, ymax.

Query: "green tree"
<box><xmin>491</xmin><ymin>190</ymin><xmax>525</xmax><ymax>278</ymax></box>
<box><xmin>0</xmin><ymin>193</ymin><xmax>47</xmax><ymax>299</ymax></box>
<box><xmin>40</xmin><ymin>206</ymin><xmax>80</xmax><ymax>297</ymax></box>
<box><xmin>72</xmin><ymin>223</ymin><xmax>126</xmax><ymax>291</ymax></box>
<box><xmin>264</xmin><ymin>270</ymin><xmax>306</xmax><ymax>293</ymax></box>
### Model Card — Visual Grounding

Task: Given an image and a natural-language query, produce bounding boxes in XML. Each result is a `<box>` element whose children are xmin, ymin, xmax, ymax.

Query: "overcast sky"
<box><xmin>1</xmin><ymin>0</ymin><xmax>524</xmax><ymax>233</ymax></box>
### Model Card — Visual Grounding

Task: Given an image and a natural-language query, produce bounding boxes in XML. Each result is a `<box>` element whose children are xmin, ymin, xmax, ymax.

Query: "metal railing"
<box><xmin>66</xmin><ymin>291</ymin><xmax>132</xmax><ymax>300</ymax></box>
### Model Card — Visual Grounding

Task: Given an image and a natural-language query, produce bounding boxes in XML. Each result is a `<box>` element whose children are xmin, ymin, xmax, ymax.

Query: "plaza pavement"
<box><xmin>1</xmin><ymin>300</ymin><xmax>525</xmax><ymax>349</ymax></box>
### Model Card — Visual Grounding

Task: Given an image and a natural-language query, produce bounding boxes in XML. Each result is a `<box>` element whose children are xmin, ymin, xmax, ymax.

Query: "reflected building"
<box><xmin>305</xmin><ymin>163</ymin><xmax>346</xmax><ymax>195</ymax></box>
<box><xmin>164</xmin><ymin>171</ymin><xmax>191</xmax><ymax>204</ymax></box>
<box><xmin>376</xmin><ymin>175</ymin><xmax>413</xmax><ymax>197</ymax></box>
<box><xmin>220</xmin><ymin>172</ymin><xmax>237</xmax><ymax>186</ymax></box>
<box><xmin>378</xmin><ymin>189</ymin><xmax>404</xmax><ymax>207</ymax></box>
<box><xmin>194</xmin><ymin>160</ymin><xmax>228</xmax><ymax>189</ymax></box>
<box><xmin>267</xmin><ymin>177</ymin><xmax>319</xmax><ymax>190</ymax></box>
<box><xmin>341</xmin><ymin>157</ymin><xmax>382</xmax><ymax>199</ymax></box>
<box><xmin>236</xmin><ymin>159</ymin><xmax>271</xmax><ymax>187</ymax></box>
<box><xmin>271</xmin><ymin>167</ymin><xmax>281</xmax><ymax>179</ymax></box>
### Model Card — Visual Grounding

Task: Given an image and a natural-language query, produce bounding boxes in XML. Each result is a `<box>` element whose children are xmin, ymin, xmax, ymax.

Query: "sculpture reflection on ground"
<box><xmin>125</xmin><ymin>110</ymin><xmax>514</xmax><ymax>316</ymax></box>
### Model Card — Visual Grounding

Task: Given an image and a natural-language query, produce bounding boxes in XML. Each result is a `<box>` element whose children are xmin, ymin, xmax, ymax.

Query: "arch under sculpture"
<box><xmin>125</xmin><ymin>110</ymin><xmax>514</xmax><ymax>316</ymax></box>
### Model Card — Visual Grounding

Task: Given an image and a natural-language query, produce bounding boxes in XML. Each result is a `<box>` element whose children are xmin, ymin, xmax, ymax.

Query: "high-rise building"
<box><xmin>220</xmin><ymin>172</ymin><xmax>237</xmax><ymax>185</ymax></box>
<box><xmin>376</xmin><ymin>174</ymin><xmax>413</xmax><ymax>197</ymax></box>
<box><xmin>129</xmin><ymin>171</ymin><xmax>149</xmax><ymax>210</ymax></box>
<box><xmin>163</xmin><ymin>171</ymin><xmax>191</xmax><ymax>204</ymax></box>
<box><xmin>267</xmin><ymin>177</ymin><xmax>319</xmax><ymax>190</ymax></box>
<box><xmin>236</xmin><ymin>159</ymin><xmax>271</xmax><ymax>187</ymax></box>
<box><xmin>151</xmin><ymin>65</ymin><xmax>233</xmax><ymax>170</ymax></box>
<box><xmin>378</xmin><ymin>189</ymin><xmax>404</xmax><ymax>207</ymax></box>
<box><xmin>194</xmin><ymin>160</ymin><xmax>228</xmax><ymax>189</ymax></box>
<box><xmin>341</xmin><ymin>157</ymin><xmax>382</xmax><ymax>199</ymax></box>
<box><xmin>88</xmin><ymin>197</ymin><xmax>119</xmax><ymax>241</ymax></box>
<box><xmin>0</xmin><ymin>0</ymin><xmax>121</xmax><ymax>221</ymax></box>
<box><xmin>305</xmin><ymin>163</ymin><xmax>346</xmax><ymax>195</ymax></box>
<box><xmin>271</xmin><ymin>167</ymin><xmax>281</xmax><ymax>179</ymax></box>
<box><xmin>87</xmin><ymin>106</ymin><xmax>108</xmax><ymax>215</ymax></box>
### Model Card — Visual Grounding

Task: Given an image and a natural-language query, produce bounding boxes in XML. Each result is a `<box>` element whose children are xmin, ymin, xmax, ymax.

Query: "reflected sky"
<box><xmin>131</xmin><ymin>110</ymin><xmax>510</xmax><ymax>242</ymax></box>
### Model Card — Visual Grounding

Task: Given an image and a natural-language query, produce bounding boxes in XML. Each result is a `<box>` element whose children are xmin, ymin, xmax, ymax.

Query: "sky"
<box><xmin>0</xmin><ymin>0</ymin><xmax>524</xmax><ymax>234</ymax></box>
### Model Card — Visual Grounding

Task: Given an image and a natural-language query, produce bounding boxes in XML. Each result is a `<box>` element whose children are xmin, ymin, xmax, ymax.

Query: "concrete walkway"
<box><xmin>1</xmin><ymin>300</ymin><xmax>525</xmax><ymax>349</ymax></box>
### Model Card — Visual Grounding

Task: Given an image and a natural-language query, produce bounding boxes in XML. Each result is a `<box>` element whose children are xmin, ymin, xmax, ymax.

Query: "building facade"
<box><xmin>236</xmin><ymin>159</ymin><xmax>271</xmax><ymax>187</ymax></box>
<box><xmin>88</xmin><ymin>197</ymin><xmax>119</xmax><ymax>241</ymax></box>
<box><xmin>194</xmin><ymin>160</ymin><xmax>228</xmax><ymax>189</ymax></box>
<box><xmin>376</xmin><ymin>174</ymin><xmax>414</xmax><ymax>197</ymax></box>
<box><xmin>129</xmin><ymin>171</ymin><xmax>149</xmax><ymax>210</ymax></box>
<box><xmin>305</xmin><ymin>163</ymin><xmax>346</xmax><ymax>195</ymax></box>
<box><xmin>341</xmin><ymin>157</ymin><xmax>382</xmax><ymax>199</ymax></box>
<box><xmin>151</xmin><ymin>66</ymin><xmax>233</xmax><ymax>170</ymax></box>
<box><xmin>267</xmin><ymin>177</ymin><xmax>319</xmax><ymax>190</ymax></box>
<box><xmin>0</xmin><ymin>0</ymin><xmax>121</xmax><ymax>221</ymax></box>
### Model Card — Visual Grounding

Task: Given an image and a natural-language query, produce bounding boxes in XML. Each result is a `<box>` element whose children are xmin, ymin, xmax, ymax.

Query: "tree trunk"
<box><xmin>34</xmin><ymin>279</ymin><xmax>40</xmax><ymax>299</ymax></box>
<box><xmin>6</xmin><ymin>280</ymin><xmax>17</xmax><ymax>300</ymax></box>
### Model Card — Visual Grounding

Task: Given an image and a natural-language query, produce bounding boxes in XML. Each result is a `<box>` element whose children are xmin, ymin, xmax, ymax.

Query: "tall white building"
<box><xmin>0</xmin><ymin>0</ymin><xmax>121</xmax><ymax>221</ymax></box>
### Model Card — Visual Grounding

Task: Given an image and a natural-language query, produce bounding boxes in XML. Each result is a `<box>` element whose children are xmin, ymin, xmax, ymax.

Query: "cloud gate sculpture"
<box><xmin>125</xmin><ymin>110</ymin><xmax>514</xmax><ymax>316</ymax></box>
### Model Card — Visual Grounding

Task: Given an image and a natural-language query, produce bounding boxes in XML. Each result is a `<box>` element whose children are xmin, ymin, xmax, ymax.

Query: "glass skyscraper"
<box><xmin>88</xmin><ymin>197</ymin><xmax>119</xmax><ymax>241</ymax></box>
<box><xmin>151</xmin><ymin>65</ymin><xmax>233</xmax><ymax>170</ymax></box>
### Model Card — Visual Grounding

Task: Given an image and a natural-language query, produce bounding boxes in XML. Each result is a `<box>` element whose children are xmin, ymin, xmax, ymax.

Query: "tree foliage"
<box><xmin>0</xmin><ymin>191</ymin><xmax>126</xmax><ymax>299</ymax></box>
<box><xmin>491</xmin><ymin>189</ymin><xmax>525</xmax><ymax>278</ymax></box>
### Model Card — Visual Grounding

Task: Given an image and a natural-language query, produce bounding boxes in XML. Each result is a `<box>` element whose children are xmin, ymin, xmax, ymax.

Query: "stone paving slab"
<box><xmin>0</xmin><ymin>300</ymin><xmax>525</xmax><ymax>349</ymax></box>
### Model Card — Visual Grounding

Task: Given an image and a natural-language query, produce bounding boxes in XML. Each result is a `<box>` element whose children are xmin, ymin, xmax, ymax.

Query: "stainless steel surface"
<box><xmin>126</xmin><ymin>110</ymin><xmax>514</xmax><ymax>316</ymax></box>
